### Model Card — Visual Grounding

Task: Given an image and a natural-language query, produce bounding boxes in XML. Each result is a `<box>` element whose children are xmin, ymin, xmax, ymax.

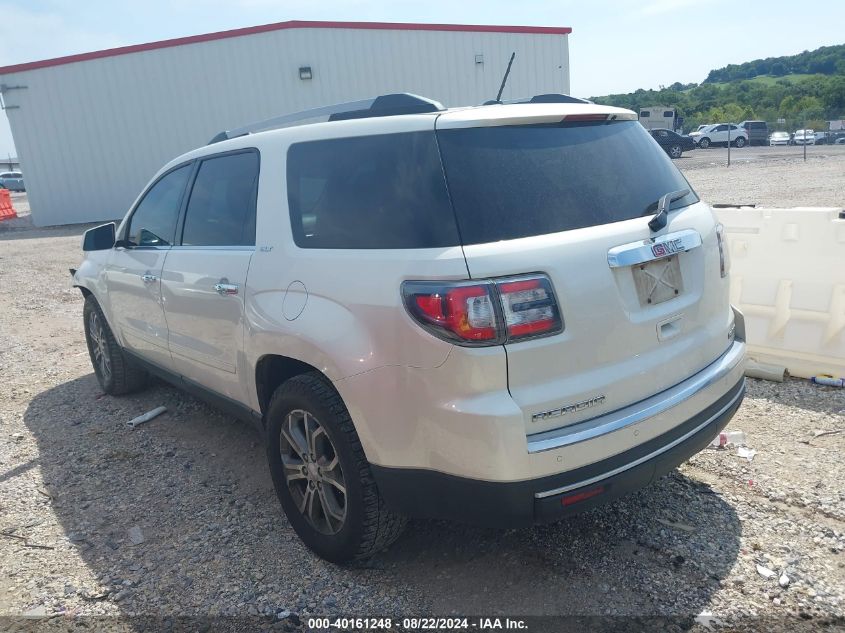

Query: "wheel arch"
<box><xmin>255</xmin><ymin>354</ymin><xmax>328</xmax><ymax>416</ymax></box>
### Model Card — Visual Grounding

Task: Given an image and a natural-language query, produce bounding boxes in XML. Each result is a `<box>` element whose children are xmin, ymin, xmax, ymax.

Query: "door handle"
<box><xmin>214</xmin><ymin>282</ymin><xmax>239</xmax><ymax>296</ymax></box>
<box><xmin>141</xmin><ymin>274</ymin><xmax>158</xmax><ymax>284</ymax></box>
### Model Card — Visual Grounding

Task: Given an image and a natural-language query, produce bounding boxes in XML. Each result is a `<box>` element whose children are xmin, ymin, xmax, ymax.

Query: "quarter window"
<box><xmin>286</xmin><ymin>132</ymin><xmax>459</xmax><ymax>249</ymax></box>
<box><xmin>182</xmin><ymin>151</ymin><xmax>259</xmax><ymax>247</ymax></box>
<box><xmin>126</xmin><ymin>165</ymin><xmax>191</xmax><ymax>247</ymax></box>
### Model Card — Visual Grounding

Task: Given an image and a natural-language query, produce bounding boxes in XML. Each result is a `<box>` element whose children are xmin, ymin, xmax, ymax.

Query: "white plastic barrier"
<box><xmin>713</xmin><ymin>206</ymin><xmax>845</xmax><ymax>379</ymax></box>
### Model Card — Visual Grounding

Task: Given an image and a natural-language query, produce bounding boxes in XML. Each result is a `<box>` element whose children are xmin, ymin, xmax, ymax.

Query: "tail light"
<box><xmin>715</xmin><ymin>223</ymin><xmax>730</xmax><ymax>278</ymax></box>
<box><xmin>402</xmin><ymin>274</ymin><xmax>562</xmax><ymax>347</ymax></box>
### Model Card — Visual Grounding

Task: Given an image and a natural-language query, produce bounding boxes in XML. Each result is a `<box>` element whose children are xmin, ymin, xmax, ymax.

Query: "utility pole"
<box><xmin>727</xmin><ymin>123</ymin><xmax>731</xmax><ymax>167</ymax></box>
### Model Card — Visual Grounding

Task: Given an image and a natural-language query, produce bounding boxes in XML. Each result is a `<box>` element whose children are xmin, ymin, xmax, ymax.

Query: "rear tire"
<box><xmin>83</xmin><ymin>296</ymin><xmax>148</xmax><ymax>395</ymax></box>
<box><xmin>734</xmin><ymin>137</ymin><xmax>746</xmax><ymax>148</ymax></box>
<box><xmin>698</xmin><ymin>137</ymin><xmax>711</xmax><ymax>149</ymax></box>
<box><xmin>668</xmin><ymin>144</ymin><xmax>683</xmax><ymax>159</ymax></box>
<box><xmin>266</xmin><ymin>372</ymin><xmax>406</xmax><ymax>562</ymax></box>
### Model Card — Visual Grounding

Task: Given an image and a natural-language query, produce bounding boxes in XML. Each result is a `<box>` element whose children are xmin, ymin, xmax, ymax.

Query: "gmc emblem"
<box><xmin>652</xmin><ymin>238</ymin><xmax>685</xmax><ymax>258</ymax></box>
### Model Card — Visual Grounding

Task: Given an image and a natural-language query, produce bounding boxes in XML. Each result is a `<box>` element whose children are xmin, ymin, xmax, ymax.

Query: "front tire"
<box><xmin>698</xmin><ymin>137</ymin><xmax>711</xmax><ymax>149</ymax></box>
<box><xmin>266</xmin><ymin>372</ymin><xmax>406</xmax><ymax>562</ymax></box>
<box><xmin>668</xmin><ymin>144</ymin><xmax>683</xmax><ymax>159</ymax></box>
<box><xmin>83</xmin><ymin>296</ymin><xmax>148</xmax><ymax>394</ymax></box>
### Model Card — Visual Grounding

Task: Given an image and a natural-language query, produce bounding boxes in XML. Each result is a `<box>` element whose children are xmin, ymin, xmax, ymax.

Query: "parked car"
<box><xmin>0</xmin><ymin>171</ymin><xmax>25</xmax><ymax>191</ymax></box>
<box><xmin>689</xmin><ymin>124</ymin><xmax>748</xmax><ymax>148</ymax></box>
<box><xmin>738</xmin><ymin>120</ymin><xmax>769</xmax><ymax>146</ymax></box>
<box><xmin>793</xmin><ymin>129</ymin><xmax>815</xmax><ymax>145</ymax></box>
<box><xmin>769</xmin><ymin>131</ymin><xmax>791</xmax><ymax>146</ymax></box>
<box><xmin>648</xmin><ymin>128</ymin><xmax>695</xmax><ymax>158</ymax></box>
<box><xmin>813</xmin><ymin>132</ymin><xmax>829</xmax><ymax>145</ymax></box>
<box><xmin>73</xmin><ymin>93</ymin><xmax>746</xmax><ymax>562</ymax></box>
<box><xmin>836</xmin><ymin>137</ymin><xmax>845</xmax><ymax>145</ymax></box>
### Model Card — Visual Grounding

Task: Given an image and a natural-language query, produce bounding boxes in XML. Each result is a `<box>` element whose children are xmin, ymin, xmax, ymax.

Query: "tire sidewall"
<box><xmin>699</xmin><ymin>138</ymin><xmax>710</xmax><ymax>149</ymax></box>
<box><xmin>669</xmin><ymin>145</ymin><xmax>682</xmax><ymax>158</ymax></box>
<box><xmin>265</xmin><ymin>381</ymin><xmax>367</xmax><ymax>563</ymax></box>
<box><xmin>83</xmin><ymin>299</ymin><xmax>117</xmax><ymax>393</ymax></box>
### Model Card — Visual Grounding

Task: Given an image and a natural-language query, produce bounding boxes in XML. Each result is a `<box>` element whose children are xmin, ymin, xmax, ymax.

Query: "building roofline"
<box><xmin>0</xmin><ymin>20</ymin><xmax>572</xmax><ymax>75</ymax></box>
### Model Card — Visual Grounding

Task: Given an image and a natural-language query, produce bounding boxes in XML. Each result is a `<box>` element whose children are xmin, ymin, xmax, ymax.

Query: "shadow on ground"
<box><xmin>21</xmin><ymin>373</ymin><xmax>742</xmax><ymax>624</ymax></box>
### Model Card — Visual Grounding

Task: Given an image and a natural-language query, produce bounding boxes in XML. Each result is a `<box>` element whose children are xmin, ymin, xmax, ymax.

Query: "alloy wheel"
<box><xmin>279</xmin><ymin>409</ymin><xmax>347</xmax><ymax>534</ymax></box>
<box><xmin>88</xmin><ymin>311</ymin><xmax>112</xmax><ymax>382</ymax></box>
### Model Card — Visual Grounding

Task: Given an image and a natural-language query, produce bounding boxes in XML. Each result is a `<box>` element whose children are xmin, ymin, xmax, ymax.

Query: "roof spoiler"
<box><xmin>208</xmin><ymin>93</ymin><xmax>445</xmax><ymax>144</ymax></box>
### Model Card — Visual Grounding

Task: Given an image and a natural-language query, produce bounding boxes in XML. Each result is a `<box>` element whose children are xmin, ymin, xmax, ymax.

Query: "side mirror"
<box><xmin>82</xmin><ymin>222</ymin><xmax>116</xmax><ymax>251</ymax></box>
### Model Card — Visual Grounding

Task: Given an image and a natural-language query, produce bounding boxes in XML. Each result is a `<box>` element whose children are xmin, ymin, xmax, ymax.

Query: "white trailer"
<box><xmin>639</xmin><ymin>106</ymin><xmax>677</xmax><ymax>131</ymax></box>
<box><xmin>0</xmin><ymin>20</ymin><xmax>572</xmax><ymax>226</ymax></box>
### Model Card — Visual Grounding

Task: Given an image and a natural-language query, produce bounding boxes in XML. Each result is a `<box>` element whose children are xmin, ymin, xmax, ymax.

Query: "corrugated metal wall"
<box><xmin>0</xmin><ymin>26</ymin><xmax>569</xmax><ymax>226</ymax></box>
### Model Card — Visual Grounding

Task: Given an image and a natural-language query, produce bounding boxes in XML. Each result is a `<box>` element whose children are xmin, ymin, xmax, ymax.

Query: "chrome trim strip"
<box><xmin>607</xmin><ymin>228</ymin><xmax>702</xmax><ymax>268</ymax></box>
<box><xmin>535</xmin><ymin>379</ymin><xmax>745</xmax><ymax>499</ymax></box>
<box><xmin>169</xmin><ymin>245</ymin><xmax>256</xmax><ymax>251</ymax></box>
<box><xmin>527</xmin><ymin>340</ymin><xmax>746</xmax><ymax>454</ymax></box>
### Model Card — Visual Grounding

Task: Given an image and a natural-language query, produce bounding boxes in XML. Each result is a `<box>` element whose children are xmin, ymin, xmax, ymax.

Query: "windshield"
<box><xmin>436</xmin><ymin>120</ymin><xmax>699</xmax><ymax>245</ymax></box>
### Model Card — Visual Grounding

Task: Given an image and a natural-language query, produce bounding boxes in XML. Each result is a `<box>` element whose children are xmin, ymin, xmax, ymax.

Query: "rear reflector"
<box><xmin>561</xmin><ymin>485</ymin><xmax>605</xmax><ymax>507</ymax></box>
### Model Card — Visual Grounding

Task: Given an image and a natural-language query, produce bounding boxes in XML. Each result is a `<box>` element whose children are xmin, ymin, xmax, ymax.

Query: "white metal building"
<box><xmin>0</xmin><ymin>20</ymin><xmax>571</xmax><ymax>226</ymax></box>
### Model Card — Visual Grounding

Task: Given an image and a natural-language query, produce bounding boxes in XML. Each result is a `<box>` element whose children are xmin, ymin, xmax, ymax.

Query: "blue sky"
<box><xmin>1</xmin><ymin>0</ymin><xmax>844</xmax><ymax>157</ymax></box>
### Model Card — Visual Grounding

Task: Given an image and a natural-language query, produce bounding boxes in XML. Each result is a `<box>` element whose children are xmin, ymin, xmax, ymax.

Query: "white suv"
<box><xmin>689</xmin><ymin>123</ymin><xmax>748</xmax><ymax>148</ymax></box>
<box><xmin>73</xmin><ymin>94</ymin><xmax>746</xmax><ymax>562</ymax></box>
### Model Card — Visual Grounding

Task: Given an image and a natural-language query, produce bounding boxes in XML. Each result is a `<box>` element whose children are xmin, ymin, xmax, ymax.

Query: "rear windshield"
<box><xmin>436</xmin><ymin>121</ymin><xmax>698</xmax><ymax>245</ymax></box>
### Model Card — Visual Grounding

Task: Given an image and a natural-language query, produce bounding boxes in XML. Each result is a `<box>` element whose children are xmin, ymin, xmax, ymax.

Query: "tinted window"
<box><xmin>640</xmin><ymin>110</ymin><xmax>651</xmax><ymax>117</ymax></box>
<box><xmin>287</xmin><ymin>132</ymin><xmax>459</xmax><ymax>249</ymax></box>
<box><xmin>714</xmin><ymin>125</ymin><xmax>728</xmax><ymax>132</ymax></box>
<box><xmin>663</xmin><ymin>110</ymin><xmax>674</xmax><ymax>117</ymax></box>
<box><xmin>182</xmin><ymin>151</ymin><xmax>259</xmax><ymax>246</ymax></box>
<box><xmin>436</xmin><ymin>121</ymin><xmax>698</xmax><ymax>245</ymax></box>
<box><xmin>127</xmin><ymin>165</ymin><xmax>191</xmax><ymax>247</ymax></box>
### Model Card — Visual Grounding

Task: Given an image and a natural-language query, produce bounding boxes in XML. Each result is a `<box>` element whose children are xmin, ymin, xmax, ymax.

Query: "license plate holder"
<box><xmin>632</xmin><ymin>255</ymin><xmax>683</xmax><ymax>306</ymax></box>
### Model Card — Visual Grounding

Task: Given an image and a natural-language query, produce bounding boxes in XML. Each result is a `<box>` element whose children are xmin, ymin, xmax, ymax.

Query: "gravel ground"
<box><xmin>682</xmin><ymin>151</ymin><xmax>845</xmax><ymax>208</ymax></box>
<box><xmin>1</xmin><ymin>156</ymin><xmax>844</xmax><ymax>631</ymax></box>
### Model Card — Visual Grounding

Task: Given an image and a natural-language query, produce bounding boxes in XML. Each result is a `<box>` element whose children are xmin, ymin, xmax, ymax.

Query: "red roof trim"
<box><xmin>0</xmin><ymin>20</ymin><xmax>572</xmax><ymax>75</ymax></box>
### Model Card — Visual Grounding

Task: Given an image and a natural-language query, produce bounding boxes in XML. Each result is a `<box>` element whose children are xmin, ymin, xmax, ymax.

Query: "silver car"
<box><xmin>0</xmin><ymin>171</ymin><xmax>24</xmax><ymax>192</ymax></box>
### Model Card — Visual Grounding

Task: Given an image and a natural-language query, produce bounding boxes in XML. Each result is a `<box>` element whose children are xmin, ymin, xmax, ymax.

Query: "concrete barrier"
<box><xmin>713</xmin><ymin>206</ymin><xmax>845</xmax><ymax>379</ymax></box>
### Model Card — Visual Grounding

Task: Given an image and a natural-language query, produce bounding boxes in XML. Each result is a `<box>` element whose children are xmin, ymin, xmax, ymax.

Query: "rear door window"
<box><xmin>436</xmin><ymin>120</ymin><xmax>698</xmax><ymax>245</ymax></box>
<box><xmin>181</xmin><ymin>150</ymin><xmax>259</xmax><ymax>247</ymax></box>
<box><xmin>286</xmin><ymin>132</ymin><xmax>459</xmax><ymax>249</ymax></box>
<box><xmin>126</xmin><ymin>165</ymin><xmax>191</xmax><ymax>247</ymax></box>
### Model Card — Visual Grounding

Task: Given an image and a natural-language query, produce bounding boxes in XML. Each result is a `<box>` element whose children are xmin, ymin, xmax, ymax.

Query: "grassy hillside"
<box><xmin>708</xmin><ymin>73</ymin><xmax>820</xmax><ymax>88</ymax></box>
<box><xmin>592</xmin><ymin>44</ymin><xmax>845</xmax><ymax>132</ymax></box>
<box><xmin>704</xmin><ymin>44</ymin><xmax>845</xmax><ymax>83</ymax></box>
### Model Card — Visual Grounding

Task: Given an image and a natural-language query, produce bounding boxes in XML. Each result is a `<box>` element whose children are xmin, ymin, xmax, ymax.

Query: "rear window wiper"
<box><xmin>644</xmin><ymin>188</ymin><xmax>690</xmax><ymax>232</ymax></box>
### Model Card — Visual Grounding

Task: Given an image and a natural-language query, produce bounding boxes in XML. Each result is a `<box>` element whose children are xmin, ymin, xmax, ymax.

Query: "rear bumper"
<box><xmin>372</xmin><ymin>377</ymin><xmax>744</xmax><ymax>527</ymax></box>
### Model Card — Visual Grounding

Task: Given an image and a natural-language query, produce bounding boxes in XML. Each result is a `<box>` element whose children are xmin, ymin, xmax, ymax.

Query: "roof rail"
<box><xmin>481</xmin><ymin>93</ymin><xmax>592</xmax><ymax>106</ymax></box>
<box><xmin>208</xmin><ymin>93</ymin><xmax>445</xmax><ymax>144</ymax></box>
<box><xmin>525</xmin><ymin>93</ymin><xmax>592</xmax><ymax>104</ymax></box>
